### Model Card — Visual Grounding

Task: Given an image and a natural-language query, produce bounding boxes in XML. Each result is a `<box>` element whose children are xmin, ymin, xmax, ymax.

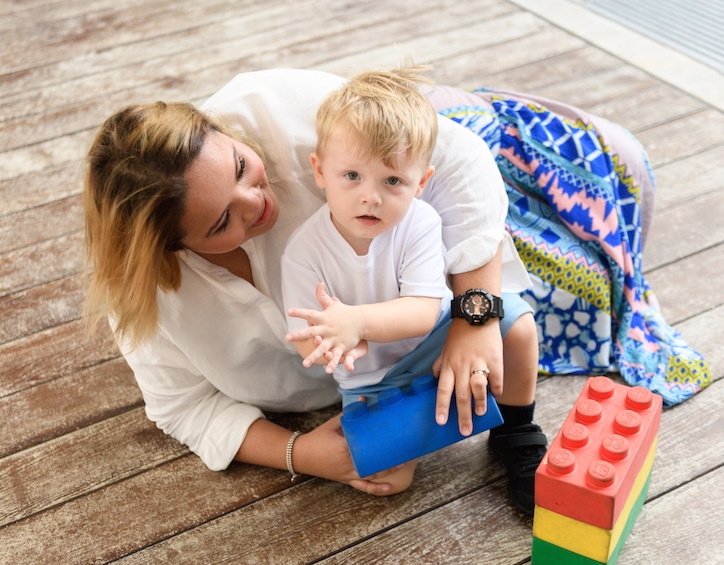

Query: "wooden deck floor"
<box><xmin>1</xmin><ymin>0</ymin><xmax>722</xmax><ymax>563</ymax></box>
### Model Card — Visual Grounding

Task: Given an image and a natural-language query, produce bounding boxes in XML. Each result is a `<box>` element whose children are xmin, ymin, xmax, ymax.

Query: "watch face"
<box><xmin>463</xmin><ymin>292</ymin><xmax>491</xmax><ymax>318</ymax></box>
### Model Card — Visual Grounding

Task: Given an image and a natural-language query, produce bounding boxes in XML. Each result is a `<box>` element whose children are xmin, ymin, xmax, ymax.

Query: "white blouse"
<box><xmin>121</xmin><ymin>68</ymin><xmax>530</xmax><ymax>471</ymax></box>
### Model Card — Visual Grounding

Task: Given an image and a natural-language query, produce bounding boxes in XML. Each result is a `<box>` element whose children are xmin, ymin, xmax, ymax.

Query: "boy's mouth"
<box><xmin>356</xmin><ymin>214</ymin><xmax>381</xmax><ymax>225</ymax></box>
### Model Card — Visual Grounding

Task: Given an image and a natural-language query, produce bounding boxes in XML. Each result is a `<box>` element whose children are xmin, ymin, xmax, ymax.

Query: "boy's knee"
<box><xmin>505</xmin><ymin>312</ymin><xmax>537</xmax><ymax>347</ymax></box>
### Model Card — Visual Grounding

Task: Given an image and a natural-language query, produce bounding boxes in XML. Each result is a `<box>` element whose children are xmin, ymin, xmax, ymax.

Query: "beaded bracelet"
<box><xmin>286</xmin><ymin>431</ymin><xmax>302</xmax><ymax>483</ymax></box>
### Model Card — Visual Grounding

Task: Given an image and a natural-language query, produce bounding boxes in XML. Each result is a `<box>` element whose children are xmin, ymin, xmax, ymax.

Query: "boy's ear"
<box><xmin>309</xmin><ymin>153</ymin><xmax>326</xmax><ymax>189</ymax></box>
<box><xmin>415</xmin><ymin>165</ymin><xmax>435</xmax><ymax>197</ymax></box>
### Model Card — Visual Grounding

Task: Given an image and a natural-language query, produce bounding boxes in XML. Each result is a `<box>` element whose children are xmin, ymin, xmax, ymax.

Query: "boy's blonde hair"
<box><xmin>315</xmin><ymin>66</ymin><xmax>438</xmax><ymax>169</ymax></box>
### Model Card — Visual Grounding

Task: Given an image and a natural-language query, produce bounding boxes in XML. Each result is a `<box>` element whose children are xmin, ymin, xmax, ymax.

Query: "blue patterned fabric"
<box><xmin>438</xmin><ymin>92</ymin><xmax>710</xmax><ymax>407</ymax></box>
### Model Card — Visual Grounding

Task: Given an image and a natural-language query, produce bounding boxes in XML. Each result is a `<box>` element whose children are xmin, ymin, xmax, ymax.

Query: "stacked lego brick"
<box><xmin>340</xmin><ymin>374</ymin><xmax>503</xmax><ymax>477</ymax></box>
<box><xmin>532</xmin><ymin>376</ymin><xmax>663</xmax><ymax>564</ymax></box>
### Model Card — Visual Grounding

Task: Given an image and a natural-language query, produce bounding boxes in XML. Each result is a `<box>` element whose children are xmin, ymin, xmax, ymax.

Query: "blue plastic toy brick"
<box><xmin>340</xmin><ymin>374</ymin><xmax>503</xmax><ymax>477</ymax></box>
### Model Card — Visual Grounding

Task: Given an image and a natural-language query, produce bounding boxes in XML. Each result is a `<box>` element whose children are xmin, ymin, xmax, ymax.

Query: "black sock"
<box><xmin>490</xmin><ymin>401</ymin><xmax>535</xmax><ymax>437</ymax></box>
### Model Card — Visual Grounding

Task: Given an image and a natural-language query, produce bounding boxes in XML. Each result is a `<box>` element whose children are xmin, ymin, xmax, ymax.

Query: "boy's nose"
<box><xmin>361</xmin><ymin>184</ymin><xmax>382</xmax><ymax>205</ymax></box>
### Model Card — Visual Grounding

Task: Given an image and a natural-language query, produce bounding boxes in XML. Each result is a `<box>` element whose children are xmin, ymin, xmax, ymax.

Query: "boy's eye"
<box><xmin>345</xmin><ymin>172</ymin><xmax>360</xmax><ymax>181</ymax></box>
<box><xmin>387</xmin><ymin>177</ymin><xmax>401</xmax><ymax>186</ymax></box>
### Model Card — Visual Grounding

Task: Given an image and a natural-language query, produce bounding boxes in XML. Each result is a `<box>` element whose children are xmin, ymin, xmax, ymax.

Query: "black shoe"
<box><xmin>489</xmin><ymin>423</ymin><xmax>548</xmax><ymax>516</ymax></box>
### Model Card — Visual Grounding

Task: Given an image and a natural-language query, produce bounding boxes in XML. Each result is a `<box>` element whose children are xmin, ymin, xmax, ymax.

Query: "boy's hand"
<box><xmin>286</xmin><ymin>283</ymin><xmax>367</xmax><ymax>373</ymax></box>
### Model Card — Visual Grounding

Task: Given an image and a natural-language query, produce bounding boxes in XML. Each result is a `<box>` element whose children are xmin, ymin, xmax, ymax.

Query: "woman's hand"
<box><xmin>432</xmin><ymin>319</ymin><xmax>503</xmax><ymax>436</ymax></box>
<box><xmin>295</xmin><ymin>413</ymin><xmax>417</xmax><ymax>495</ymax></box>
<box><xmin>286</xmin><ymin>283</ymin><xmax>367</xmax><ymax>373</ymax></box>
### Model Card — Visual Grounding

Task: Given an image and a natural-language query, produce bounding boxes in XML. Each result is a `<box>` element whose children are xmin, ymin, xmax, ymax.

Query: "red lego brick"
<box><xmin>535</xmin><ymin>376</ymin><xmax>662</xmax><ymax>529</ymax></box>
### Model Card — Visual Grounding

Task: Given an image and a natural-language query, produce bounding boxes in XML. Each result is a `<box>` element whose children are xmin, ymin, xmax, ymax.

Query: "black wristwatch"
<box><xmin>451</xmin><ymin>289</ymin><xmax>504</xmax><ymax>326</ymax></box>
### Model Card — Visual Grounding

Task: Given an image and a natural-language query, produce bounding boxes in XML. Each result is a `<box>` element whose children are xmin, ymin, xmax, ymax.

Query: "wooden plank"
<box><xmin>0</xmin><ymin>130</ymin><xmax>91</xmax><ymax>183</ymax></box>
<box><xmin>620</xmin><ymin>464</ymin><xmax>724</xmax><ymax>564</ymax></box>
<box><xmin>0</xmin><ymin>357</ymin><xmax>141</xmax><ymax>458</ymax></box>
<box><xmin>473</xmin><ymin>44</ymin><xmax>625</xmax><ymax>93</ymax></box>
<box><xmin>587</xmin><ymin>83</ymin><xmax>706</xmax><ymax>134</ymax></box>
<box><xmin>312</xmin><ymin>6</ymin><xmax>535</xmax><ymax>79</ymax></box>
<box><xmin>0</xmin><ymin>0</ymin><xmax>362</xmax><ymax>102</ymax></box>
<box><xmin>431</xmin><ymin>25</ymin><xmax>586</xmax><ymax>87</ymax></box>
<box><xmin>643</xmin><ymin>190</ymin><xmax>724</xmax><ymax>270</ymax></box>
<box><xmin>0</xmin><ymin>273</ymin><xmax>84</xmax><ymax>344</ymax></box>
<box><xmin>107</xmin><ymin>440</ymin><xmax>510</xmax><ymax>564</ymax></box>
<box><xmin>0</xmin><ymin>231</ymin><xmax>82</xmax><ymax>296</ymax></box>
<box><xmin>0</xmin><ymin>407</ymin><xmax>336</xmax><ymax>563</ymax></box>
<box><xmin>0</xmin><ymin>0</ymin><xmax>64</xmax><ymax>17</ymax></box>
<box><xmin>647</xmin><ymin>378</ymin><xmax>724</xmax><ymax>498</ymax></box>
<box><xmin>76</xmin><ymin>376</ymin><xmax>588</xmax><ymax>564</ymax></box>
<box><xmin>0</xmin><ymin>0</ymin><xmax>236</xmax><ymax>75</ymax></box>
<box><xmin>645</xmin><ymin>240</ymin><xmax>724</xmax><ymax>323</ymax></box>
<box><xmin>0</xmin><ymin>195</ymin><xmax>82</xmax><ymax>254</ymax></box>
<box><xmin>1</xmin><ymin>0</ymin><xmax>506</xmax><ymax>154</ymax></box>
<box><xmin>0</xmin><ymin>0</ymin><xmax>134</xmax><ymax>19</ymax></box>
<box><xmin>0</xmin><ymin>320</ymin><xmax>118</xmax><ymax>396</ymax></box>
<box><xmin>674</xmin><ymin>304</ymin><xmax>724</xmax><ymax>377</ymax></box>
<box><xmin>120</xmin><ymin>481</ymin><xmax>533</xmax><ymax>565</ymax></box>
<box><xmin>635</xmin><ymin>108</ymin><xmax>724</xmax><ymax>167</ymax></box>
<box><xmin>0</xmin><ymin>407</ymin><xmax>184</xmax><ymax>527</ymax></box>
<box><xmin>0</xmin><ymin>162</ymin><xmax>82</xmax><ymax>217</ymax></box>
<box><xmin>533</xmin><ymin>65</ymin><xmax>661</xmax><ymax>111</ymax></box>
<box><xmin>0</xmin><ymin>456</ymin><xmax>310</xmax><ymax>564</ymax></box>
<box><xmin>652</xmin><ymin>144</ymin><xmax>724</xmax><ymax>211</ymax></box>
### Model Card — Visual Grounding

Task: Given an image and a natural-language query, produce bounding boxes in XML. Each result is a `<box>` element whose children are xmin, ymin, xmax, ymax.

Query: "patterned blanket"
<box><xmin>432</xmin><ymin>87</ymin><xmax>710</xmax><ymax>407</ymax></box>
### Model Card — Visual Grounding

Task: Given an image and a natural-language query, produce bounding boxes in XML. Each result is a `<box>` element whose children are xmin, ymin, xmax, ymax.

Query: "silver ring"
<box><xmin>471</xmin><ymin>368</ymin><xmax>490</xmax><ymax>377</ymax></box>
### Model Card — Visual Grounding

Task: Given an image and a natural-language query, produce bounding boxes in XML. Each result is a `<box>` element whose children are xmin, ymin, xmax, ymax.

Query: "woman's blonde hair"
<box><xmin>83</xmin><ymin>101</ymin><xmax>261</xmax><ymax>348</ymax></box>
<box><xmin>315</xmin><ymin>65</ymin><xmax>438</xmax><ymax>168</ymax></box>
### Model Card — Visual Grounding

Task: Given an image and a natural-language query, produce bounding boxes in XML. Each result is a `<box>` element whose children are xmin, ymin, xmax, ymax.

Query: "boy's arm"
<box><xmin>287</xmin><ymin>283</ymin><xmax>442</xmax><ymax>373</ymax></box>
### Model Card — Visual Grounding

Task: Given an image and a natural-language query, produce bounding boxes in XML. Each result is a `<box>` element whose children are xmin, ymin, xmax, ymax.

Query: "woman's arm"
<box><xmin>422</xmin><ymin>116</ymin><xmax>529</xmax><ymax>436</ymax></box>
<box><xmin>433</xmin><ymin>245</ymin><xmax>504</xmax><ymax>437</ymax></box>
<box><xmin>236</xmin><ymin>416</ymin><xmax>416</xmax><ymax>495</ymax></box>
<box><xmin>124</xmin><ymin>329</ymin><xmax>414</xmax><ymax>494</ymax></box>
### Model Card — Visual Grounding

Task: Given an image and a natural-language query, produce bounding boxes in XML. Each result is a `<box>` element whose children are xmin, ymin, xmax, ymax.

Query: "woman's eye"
<box><xmin>345</xmin><ymin>172</ymin><xmax>360</xmax><ymax>181</ymax></box>
<box><xmin>237</xmin><ymin>157</ymin><xmax>246</xmax><ymax>181</ymax></box>
<box><xmin>215</xmin><ymin>210</ymin><xmax>231</xmax><ymax>234</ymax></box>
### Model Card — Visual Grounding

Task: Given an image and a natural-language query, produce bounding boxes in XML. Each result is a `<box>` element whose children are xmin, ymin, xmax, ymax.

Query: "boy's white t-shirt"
<box><xmin>281</xmin><ymin>199</ymin><xmax>453</xmax><ymax>389</ymax></box>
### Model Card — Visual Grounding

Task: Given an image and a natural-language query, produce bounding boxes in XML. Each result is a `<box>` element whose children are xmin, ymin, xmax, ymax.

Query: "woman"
<box><xmin>85</xmin><ymin>64</ymin><xmax>546</xmax><ymax>507</ymax></box>
<box><xmin>84</xmin><ymin>67</ymin><xmax>707</xmax><ymax>510</ymax></box>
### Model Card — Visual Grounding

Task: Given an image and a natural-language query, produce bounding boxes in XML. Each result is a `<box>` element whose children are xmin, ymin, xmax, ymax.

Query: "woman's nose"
<box><xmin>239</xmin><ymin>187</ymin><xmax>260</xmax><ymax>222</ymax></box>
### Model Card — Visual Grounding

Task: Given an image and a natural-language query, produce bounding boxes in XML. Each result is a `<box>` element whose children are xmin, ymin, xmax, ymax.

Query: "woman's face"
<box><xmin>180</xmin><ymin>130</ymin><xmax>278</xmax><ymax>255</ymax></box>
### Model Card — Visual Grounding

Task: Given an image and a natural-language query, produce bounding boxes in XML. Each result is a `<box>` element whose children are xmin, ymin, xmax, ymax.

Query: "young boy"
<box><xmin>281</xmin><ymin>67</ymin><xmax>450</xmax><ymax>405</ymax></box>
<box><xmin>281</xmin><ymin>67</ymin><xmax>547</xmax><ymax>515</ymax></box>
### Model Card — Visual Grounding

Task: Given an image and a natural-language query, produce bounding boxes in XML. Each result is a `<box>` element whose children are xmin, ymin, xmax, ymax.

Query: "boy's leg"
<box><xmin>489</xmin><ymin>297</ymin><xmax>548</xmax><ymax>516</ymax></box>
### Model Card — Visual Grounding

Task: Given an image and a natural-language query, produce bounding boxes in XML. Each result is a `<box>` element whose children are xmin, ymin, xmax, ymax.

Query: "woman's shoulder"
<box><xmin>201</xmin><ymin>68</ymin><xmax>346</xmax><ymax>115</ymax></box>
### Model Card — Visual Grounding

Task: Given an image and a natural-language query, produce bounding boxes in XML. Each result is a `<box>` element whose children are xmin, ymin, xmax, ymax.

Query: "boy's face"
<box><xmin>310</xmin><ymin>133</ymin><xmax>434</xmax><ymax>254</ymax></box>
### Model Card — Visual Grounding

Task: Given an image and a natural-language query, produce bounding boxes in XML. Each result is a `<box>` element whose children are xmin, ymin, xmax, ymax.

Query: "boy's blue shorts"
<box><xmin>340</xmin><ymin>292</ymin><xmax>534</xmax><ymax>406</ymax></box>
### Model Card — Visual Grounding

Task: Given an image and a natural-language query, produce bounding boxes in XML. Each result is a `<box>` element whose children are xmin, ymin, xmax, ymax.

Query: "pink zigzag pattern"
<box><xmin>500</xmin><ymin>143</ymin><xmax>638</xmax><ymax>315</ymax></box>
